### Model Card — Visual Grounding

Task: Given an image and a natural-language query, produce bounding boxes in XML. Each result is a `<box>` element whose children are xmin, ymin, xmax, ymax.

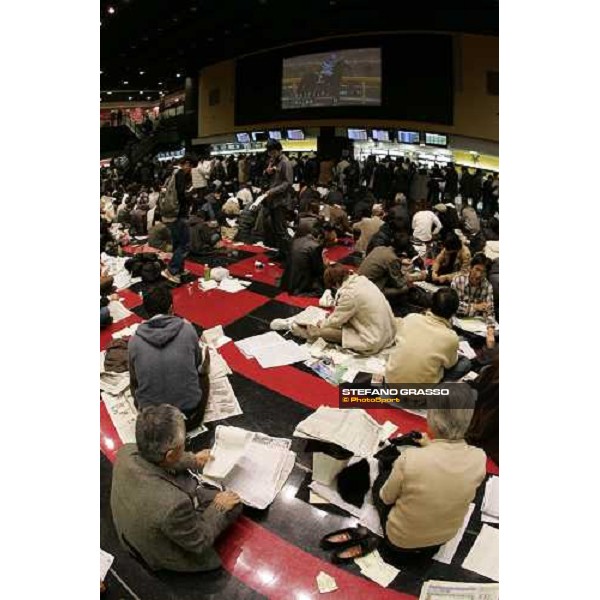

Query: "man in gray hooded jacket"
<box><xmin>128</xmin><ymin>286</ymin><xmax>209</xmax><ymax>430</ymax></box>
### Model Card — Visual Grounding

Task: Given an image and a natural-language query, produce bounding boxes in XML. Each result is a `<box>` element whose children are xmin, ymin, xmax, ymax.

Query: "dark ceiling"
<box><xmin>100</xmin><ymin>0</ymin><xmax>498</xmax><ymax>101</ymax></box>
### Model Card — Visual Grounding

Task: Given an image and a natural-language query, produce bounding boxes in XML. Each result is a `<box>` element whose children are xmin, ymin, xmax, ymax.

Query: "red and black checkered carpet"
<box><xmin>100</xmin><ymin>239</ymin><xmax>499</xmax><ymax>600</ymax></box>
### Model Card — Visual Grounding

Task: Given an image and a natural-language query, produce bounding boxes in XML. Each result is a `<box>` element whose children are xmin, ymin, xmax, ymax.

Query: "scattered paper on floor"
<box><xmin>461</xmin><ymin>524</ymin><xmax>499</xmax><ymax>582</ymax></box>
<box><xmin>100</xmin><ymin>548</ymin><xmax>114</xmax><ymax>581</ymax></box>
<box><xmin>354</xmin><ymin>549</ymin><xmax>399</xmax><ymax>587</ymax></box>
<box><xmin>419</xmin><ymin>580</ymin><xmax>499</xmax><ymax>600</ymax></box>
<box><xmin>316</xmin><ymin>571</ymin><xmax>338</xmax><ymax>594</ymax></box>
<box><xmin>433</xmin><ymin>503</ymin><xmax>475</xmax><ymax>564</ymax></box>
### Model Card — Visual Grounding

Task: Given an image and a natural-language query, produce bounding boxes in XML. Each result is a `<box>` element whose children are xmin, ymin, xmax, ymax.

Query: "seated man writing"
<box><xmin>451</xmin><ymin>253</ymin><xmax>497</xmax><ymax>349</ymax></box>
<box><xmin>111</xmin><ymin>405</ymin><xmax>241</xmax><ymax>572</ymax></box>
<box><xmin>385</xmin><ymin>287</ymin><xmax>471</xmax><ymax>383</ymax></box>
<box><xmin>358</xmin><ymin>232</ymin><xmax>425</xmax><ymax>307</ymax></box>
<box><xmin>371</xmin><ymin>385</ymin><xmax>486</xmax><ymax>560</ymax></box>
<box><xmin>289</xmin><ymin>264</ymin><xmax>397</xmax><ymax>355</ymax></box>
<box><xmin>280</xmin><ymin>224</ymin><xmax>325</xmax><ymax>297</ymax></box>
<box><xmin>128</xmin><ymin>286</ymin><xmax>210</xmax><ymax>430</ymax></box>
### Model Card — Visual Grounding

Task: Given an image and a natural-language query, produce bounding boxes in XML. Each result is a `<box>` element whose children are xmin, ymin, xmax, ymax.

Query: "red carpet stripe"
<box><xmin>100</xmin><ymin>314</ymin><xmax>143</xmax><ymax>351</ymax></box>
<box><xmin>227</xmin><ymin>253</ymin><xmax>284</xmax><ymax>286</ymax></box>
<box><xmin>274</xmin><ymin>292</ymin><xmax>322</xmax><ymax>308</ymax></box>
<box><xmin>216</xmin><ymin>517</ymin><xmax>417</xmax><ymax>600</ymax></box>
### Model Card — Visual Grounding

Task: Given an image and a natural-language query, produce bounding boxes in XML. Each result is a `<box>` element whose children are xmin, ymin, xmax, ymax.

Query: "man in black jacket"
<box><xmin>280</xmin><ymin>226</ymin><xmax>325</xmax><ymax>296</ymax></box>
<box><xmin>263</xmin><ymin>140</ymin><xmax>293</xmax><ymax>260</ymax></box>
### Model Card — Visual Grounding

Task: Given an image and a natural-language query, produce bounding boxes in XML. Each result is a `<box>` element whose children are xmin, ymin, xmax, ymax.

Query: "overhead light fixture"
<box><xmin>147</xmin><ymin>96</ymin><xmax>151</xmax><ymax>100</ymax></box>
<box><xmin>140</xmin><ymin>91</ymin><xmax>144</xmax><ymax>94</ymax></box>
<box><xmin>139</xmin><ymin>70</ymin><xmax>145</xmax><ymax>75</ymax></box>
<box><xmin>158</xmin><ymin>81</ymin><xmax>163</xmax><ymax>86</ymax></box>
<box><xmin>129</xmin><ymin>96</ymin><xmax>133</xmax><ymax>100</ymax></box>
<box><xmin>123</xmin><ymin>80</ymin><xmax>129</xmax><ymax>84</ymax></box>
<box><xmin>176</xmin><ymin>73</ymin><xmax>181</xmax><ymax>78</ymax></box>
<box><xmin>107</xmin><ymin>91</ymin><xmax>112</xmax><ymax>95</ymax></box>
<box><xmin>108</xmin><ymin>6</ymin><xmax>115</xmax><ymax>14</ymax></box>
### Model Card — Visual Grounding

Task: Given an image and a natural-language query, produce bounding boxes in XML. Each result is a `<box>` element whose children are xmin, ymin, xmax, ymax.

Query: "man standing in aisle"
<box><xmin>263</xmin><ymin>140</ymin><xmax>293</xmax><ymax>260</ymax></box>
<box><xmin>161</xmin><ymin>154</ymin><xmax>196</xmax><ymax>285</ymax></box>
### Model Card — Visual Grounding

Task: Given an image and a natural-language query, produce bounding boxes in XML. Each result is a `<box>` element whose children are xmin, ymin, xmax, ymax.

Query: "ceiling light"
<box><xmin>139</xmin><ymin>71</ymin><xmax>145</xmax><ymax>75</ymax></box>
<box><xmin>123</xmin><ymin>80</ymin><xmax>129</xmax><ymax>84</ymax></box>
<box><xmin>128</xmin><ymin>96</ymin><xmax>133</xmax><ymax>100</ymax></box>
<box><xmin>176</xmin><ymin>73</ymin><xmax>181</xmax><ymax>78</ymax></box>
<box><xmin>108</xmin><ymin>6</ymin><xmax>115</xmax><ymax>14</ymax></box>
<box><xmin>107</xmin><ymin>91</ymin><xmax>112</xmax><ymax>95</ymax></box>
<box><xmin>158</xmin><ymin>82</ymin><xmax>163</xmax><ymax>86</ymax></box>
<box><xmin>140</xmin><ymin>91</ymin><xmax>144</xmax><ymax>94</ymax></box>
<box><xmin>147</xmin><ymin>96</ymin><xmax>151</xmax><ymax>100</ymax></box>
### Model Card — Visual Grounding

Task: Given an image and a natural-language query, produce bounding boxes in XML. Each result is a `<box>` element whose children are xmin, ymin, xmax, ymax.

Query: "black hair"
<box><xmin>443</xmin><ymin>232</ymin><xmax>462</xmax><ymax>252</ymax></box>
<box><xmin>470</xmin><ymin>253</ymin><xmax>489</xmax><ymax>269</ymax></box>
<box><xmin>266</xmin><ymin>139</ymin><xmax>282</xmax><ymax>152</ymax></box>
<box><xmin>143</xmin><ymin>286</ymin><xmax>173</xmax><ymax>318</ymax></box>
<box><xmin>431</xmin><ymin>287</ymin><xmax>460</xmax><ymax>319</ymax></box>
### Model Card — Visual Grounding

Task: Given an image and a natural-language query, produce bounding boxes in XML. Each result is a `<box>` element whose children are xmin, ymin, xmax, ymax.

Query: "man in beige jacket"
<box><xmin>385</xmin><ymin>288</ymin><xmax>471</xmax><ymax>384</ymax></box>
<box><xmin>375</xmin><ymin>385</ymin><xmax>486</xmax><ymax>552</ymax></box>
<box><xmin>291</xmin><ymin>265</ymin><xmax>397</xmax><ymax>355</ymax></box>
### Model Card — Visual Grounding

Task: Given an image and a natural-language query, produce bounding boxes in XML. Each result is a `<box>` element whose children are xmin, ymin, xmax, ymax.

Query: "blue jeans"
<box><xmin>167</xmin><ymin>218</ymin><xmax>190</xmax><ymax>275</ymax></box>
<box><xmin>443</xmin><ymin>356</ymin><xmax>472</xmax><ymax>381</ymax></box>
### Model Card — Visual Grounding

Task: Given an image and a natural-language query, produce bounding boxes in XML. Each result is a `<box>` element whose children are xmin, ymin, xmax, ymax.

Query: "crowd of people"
<box><xmin>100</xmin><ymin>142</ymin><xmax>499</xmax><ymax>577</ymax></box>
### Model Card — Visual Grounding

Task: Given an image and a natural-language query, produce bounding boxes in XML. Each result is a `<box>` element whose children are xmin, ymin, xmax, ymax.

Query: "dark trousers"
<box><xmin>167</xmin><ymin>218</ymin><xmax>190</xmax><ymax>275</ymax></box>
<box><xmin>264</xmin><ymin>203</ymin><xmax>291</xmax><ymax>259</ymax></box>
<box><xmin>182</xmin><ymin>395</ymin><xmax>208</xmax><ymax>432</ymax></box>
<box><xmin>443</xmin><ymin>356</ymin><xmax>472</xmax><ymax>381</ymax></box>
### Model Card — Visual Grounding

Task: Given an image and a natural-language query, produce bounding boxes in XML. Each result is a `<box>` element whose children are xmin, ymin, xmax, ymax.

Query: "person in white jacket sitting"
<box><xmin>284</xmin><ymin>264</ymin><xmax>397</xmax><ymax>355</ymax></box>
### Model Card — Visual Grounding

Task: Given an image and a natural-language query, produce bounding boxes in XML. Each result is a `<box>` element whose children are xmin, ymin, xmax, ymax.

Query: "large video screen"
<box><xmin>282</xmin><ymin>48</ymin><xmax>381</xmax><ymax>110</ymax></box>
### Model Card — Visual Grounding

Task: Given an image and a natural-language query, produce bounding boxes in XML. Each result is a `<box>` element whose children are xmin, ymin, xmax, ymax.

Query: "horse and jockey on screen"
<box><xmin>296</xmin><ymin>54</ymin><xmax>349</xmax><ymax>105</ymax></box>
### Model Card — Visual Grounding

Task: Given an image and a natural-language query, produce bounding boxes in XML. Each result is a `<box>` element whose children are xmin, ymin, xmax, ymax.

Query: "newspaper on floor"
<box><xmin>419</xmin><ymin>580</ymin><xmax>499</xmax><ymax>600</ymax></box>
<box><xmin>203</xmin><ymin>376</ymin><xmax>243</xmax><ymax>423</ymax></box>
<box><xmin>100</xmin><ymin>369</ymin><xmax>130</xmax><ymax>395</ymax></box>
<box><xmin>433</xmin><ymin>503</ymin><xmax>475</xmax><ymax>564</ymax></box>
<box><xmin>207</xmin><ymin>347</ymin><xmax>232</xmax><ymax>379</ymax></box>
<box><xmin>481</xmin><ymin>476</ymin><xmax>499</xmax><ymax>522</ymax></box>
<box><xmin>203</xmin><ymin>426</ymin><xmax>296</xmax><ymax>509</ymax></box>
<box><xmin>453</xmin><ymin>317</ymin><xmax>499</xmax><ymax>337</ymax></box>
<box><xmin>354</xmin><ymin>549</ymin><xmax>400</xmax><ymax>587</ymax></box>
<box><xmin>461</xmin><ymin>524</ymin><xmax>499</xmax><ymax>582</ymax></box>
<box><xmin>100</xmin><ymin>548</ymin><xmax>114</xmax><ymax>581</ymax></box>
<box><xmin>108</xmin><ymin>300</ymin><xmax>133</xmax><ymax>323</ymax></box>
<box><xmin>101</xmin><ymin>389</ymin><xmax>137</xmax><ymax>444</ymax></box>
<box><xmin>292</xmin><ymin>306</ymin><xmax>330</xmax><ymax>327</ymax></box>
<box><xmin>294</xmin><ymin>406</ymin><xmax>386</xmax><ymax>457</ymax></box>
<box><xmin>310</xmin><ymin>456</ymin><xmax>383</xmax><ymax>536</ymax></box>
<box><xmin>112</xmin><ymin>323</ymin><xmax>140</xmax><ymax>339</ymax></box>
<box><xmin>201</xmin><ymin>325</ymin><xmax>232</xmax><ymax>349</ymax></box>
<box><xmin>316</xmin><ymin>571</ymin><xmax>338</xmax><ymax>594</ymax></box>
<box><xmin>236</xmin><ymin>331</ymin><xmax>310</xmax><ymax>368</ymax></box>
<box><xmin>218</xmin><ymin>277</ymin><xmax>252</xmax><ymax>294</ymax></box>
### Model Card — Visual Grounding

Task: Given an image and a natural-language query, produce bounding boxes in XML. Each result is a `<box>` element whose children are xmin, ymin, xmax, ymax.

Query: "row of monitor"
<box><xmin>235</xmin><ymin>129</ymin><xmax>306</xmax><ymax>143</ymax></box>
<box><xmin>235</xmin><ymin>128</ymin><xmax>448</xmax><ymax>147</ymax></box>
<box><xmin>347</xmin><ymin>128</ymin><xmax>448</xmax><ymax>147</ymax></box>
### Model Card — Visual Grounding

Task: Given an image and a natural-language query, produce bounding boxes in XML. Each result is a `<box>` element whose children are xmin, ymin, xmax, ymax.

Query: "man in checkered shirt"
<box><xmin>451</xmin><ymin>254</ymin><xmax>497</xmax><ymax>349</ymax></box>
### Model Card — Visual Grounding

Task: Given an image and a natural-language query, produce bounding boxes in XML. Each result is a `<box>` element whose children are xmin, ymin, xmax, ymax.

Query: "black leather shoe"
<box><xmin>331</xmin><ymin>536</ymin><xmax>379</xmax><ymax>564</ymax></box>
<box><xmin>320</xmin><ymin>526</ymin><xmax>370</xmax><ymax>551</ymax></box>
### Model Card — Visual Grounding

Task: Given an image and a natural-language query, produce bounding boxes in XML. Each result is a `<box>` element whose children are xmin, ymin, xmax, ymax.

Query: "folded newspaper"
<box><xmin>419</xmin><ymin>580</ymin><xmax>499</xmax><ymax>600</ymax></box>
<box><xmin>203</xmin><ymin>426</ymin><xmax>295</xmax><ymax>509</ymax></box>
<box><xmin>294</xmin><ymin>406</ymin><xmax>389</xmax><ymax>457</ymax></box>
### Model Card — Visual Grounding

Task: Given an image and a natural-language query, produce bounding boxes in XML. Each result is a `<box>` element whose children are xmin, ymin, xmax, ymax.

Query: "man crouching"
<box><xmin>111</xmin><ymin>404</ymin><xmax>241</xmax><ymax>572</ymax></box>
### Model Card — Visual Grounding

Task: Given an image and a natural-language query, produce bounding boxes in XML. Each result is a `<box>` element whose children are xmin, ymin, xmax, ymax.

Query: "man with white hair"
<box><xmin>371</xmin><ymin>384</ymin><xmax>486</xmax><ymax>557</ymax></box>
<box><xmin>111</xmin><ymin>405</ymin><xmax>242</xmax><ymax>572</ymax></box>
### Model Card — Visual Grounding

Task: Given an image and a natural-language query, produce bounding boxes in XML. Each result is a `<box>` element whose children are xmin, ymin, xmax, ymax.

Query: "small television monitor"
<box><xmin>424</xmin><ymin>132</ymin><xmax>448</xmax><ymax>147</ymax></box>
<box><xmin>348</xmin><ymin>128</ymin><xmax>368</xmax><ymax>141</ymax></box>
<box><xmin>236</xmin><ymin>132</ymin><xmax>251</xmax><ymax>143</ymax></box>
<box><xmin>397</xmin><ymin>130</ymin><xmax>420</xmax><ymax>144</ymax></box>
<box><xmin>268</xmin><ymin>130</ymin><xmax>283</xmax><ymax>140</ymax></box>
<box><xmin>286</xmin><ymin>128</ymin><xmax>305</xmax><ymax>140</ymax></box>
<box><xmin>252</xmin><ymin>131</ymin><xmax>268</xmax><ymax>142</ymax></box>
<box><xmin>371</xmin><ymin>129</ymin><xmax>390</xmax><ymax>142</ymax></box>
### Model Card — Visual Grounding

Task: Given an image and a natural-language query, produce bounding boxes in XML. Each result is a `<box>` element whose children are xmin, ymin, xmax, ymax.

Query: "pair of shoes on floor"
<box><xmin>320</xmin><ymin>526</ymin><xmax>378</xmax><ymax>564</ymax></box>
<box><xmin>161</xmin><ymin>269</ymin><xmax>181</xmax><ymax>285</ymax></box>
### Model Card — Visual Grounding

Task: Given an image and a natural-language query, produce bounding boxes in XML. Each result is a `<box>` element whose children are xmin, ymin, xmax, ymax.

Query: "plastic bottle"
<box><xmin>204</xmin><ymin>265</ymin><xmax>211</xmax><ymax>280</ymax></box>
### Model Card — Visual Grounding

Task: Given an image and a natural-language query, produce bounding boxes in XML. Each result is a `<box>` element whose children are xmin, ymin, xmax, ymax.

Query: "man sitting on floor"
<box><xmin>358</xmin><ymin>232</ymin><xmax>426</xmax><ymax>307</ymax></box>
<box><xmin>353</xmin><ymin>204</ymin><xmax>384</xmax><ymax>255</ymax></box>
<box><xmin>288</xmin><ymin>264</ymin><xmax>397</xmax><ymax>355</ymax></box>
<box><xmin>451</xmin><ymin>253</ymin><xmax>497</xmax><ymax>349</ymax></box>
<box><xmin>111</xmin><ymin>405</ymin><xmax>242</xmax><ymax>573</ymax></box>
<box><xmin>128</xmin><ymin>286</ymin><xmax>210</xmax><ymax>430</ymax></box>
<box><xmin>385</xmin><ymin>287</ymin><xmax>471</xmax><ymax>383</ymax></box>
<box><xmin>280</xmin><ymin>223</ymin><xmax>325</xmax><ymax>297</ymax></box>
